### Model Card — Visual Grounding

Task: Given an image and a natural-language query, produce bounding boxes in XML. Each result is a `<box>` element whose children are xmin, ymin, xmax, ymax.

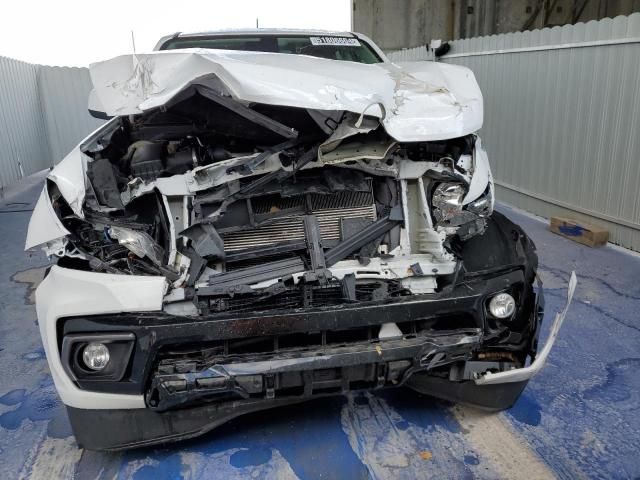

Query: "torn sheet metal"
<box><xmin>48</xmin><ymin>148</ymin><xmax>89</xmax><ymax>218</ymax></box>
<box><xmin>89</xmin><ymin>50</ymin><xmax>482</xmax><ymax>142</ymax></box>
<box><xmin>25</xmin><ymin>185</ymin><xmax>71</xmax><ymax>251</ymax></box>
<box><xmin>462</xmin><ymin>137</ymin><xmax>493</xmax><ymax>205</ymax></box>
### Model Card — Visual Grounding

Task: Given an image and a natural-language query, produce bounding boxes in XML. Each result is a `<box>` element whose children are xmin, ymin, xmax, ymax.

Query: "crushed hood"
<box><xmin>88</xmin><ymin>50</ymin><xmax>483</xmax><ymax>142</ymax></box>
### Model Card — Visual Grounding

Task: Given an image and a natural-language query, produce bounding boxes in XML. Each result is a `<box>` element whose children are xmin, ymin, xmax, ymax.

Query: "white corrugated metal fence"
<box><xmin>0</xmin><ymin>57</ymin><xmax>103</xmax><ymax>190</ymax></box>
<box><xmin>390</xmin><ymin>13</ymin><xmax>640</xmax><ymax>251</ymax></box>
<box><xmin>387</xmin><ymin>45</ymin><xmax>434</xmax><ymax>62</ymax></box>
<box><xmin>0</xmin><ymin>57</ymin><xmax>50</xmax><ymax>187</ymax></box>
<box><xmin>38</xmin><ymin>66</ymin><xmax>103</xmax><ymax>164</ymax></box>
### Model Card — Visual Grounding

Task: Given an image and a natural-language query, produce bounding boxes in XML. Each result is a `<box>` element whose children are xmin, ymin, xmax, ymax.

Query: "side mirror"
<box><xmin>434</xmin><ymin>42</ymin><xmax>451</xmax><ymax>58</ymax></box>
<box><xmin>88</xmin><ymin>89</ymin><xmax>112</xmax><ymax>120</ymax></box>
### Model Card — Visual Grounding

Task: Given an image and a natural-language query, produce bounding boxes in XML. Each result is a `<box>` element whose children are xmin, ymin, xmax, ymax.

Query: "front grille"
<box><xmin>221</xmin><ymin>189</ymin><xmax>377</xmax><ymax>252</ymax></box>
<box><xmin>200</xmin><ymin>280</ymin><xmax>406</xmax><ymax>314</ymax></box>
<box><xmin>155</xmin><ymin>319</ymin><xmax>420</xmax><ymax>363</ymax></box>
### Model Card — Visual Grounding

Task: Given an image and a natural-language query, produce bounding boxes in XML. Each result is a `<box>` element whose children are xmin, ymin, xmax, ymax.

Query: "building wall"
<box><xmin>352</xmin><ymin>0</ymin><xmax>640</xmax><ymax>50</ymax></box>
<box><xmin>353</xmin><ymin>0</ymin><xmax>454</xmax><ymax>50</ymax></box>
<box><xmin>388</xmin><ymin>13</ymin><xmax>640</xmax><ymax>252</ymax></box>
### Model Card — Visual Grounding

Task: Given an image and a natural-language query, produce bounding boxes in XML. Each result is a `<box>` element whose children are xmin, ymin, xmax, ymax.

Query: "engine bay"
<box><xmin>44</xmin><ymin>88</ymin><xmax>495</xmax><ymax>315</ymax></box>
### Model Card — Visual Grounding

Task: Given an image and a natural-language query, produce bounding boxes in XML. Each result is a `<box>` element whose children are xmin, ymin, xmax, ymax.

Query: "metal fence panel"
<box><xmin>37</xmin><ymin>66</ymin><xmax>104</xmax><ymax>164</ymax></box>
<box><xmin>0</xmin><ymin>57</ymin><xmax>50</xmax><ymax>187</ymax></box>
<box><xmin>389</xmin><ymin>13</ymin><xmax>640</xmax><ymax>251</ymax></box>
<box><xmin>387</xmin><ymin>45</ymin><xmax>434</xmax><ymax>62</ymax></box>
<box><xmin>0</xmin><ymin>57</ymin><xmax>103</xmax><ymax>191</ymax></box>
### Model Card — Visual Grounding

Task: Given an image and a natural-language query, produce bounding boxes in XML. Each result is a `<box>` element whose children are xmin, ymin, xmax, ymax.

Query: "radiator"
<box><xmin>221</xmin><ymin>190</ymin><xmax>377</xmax><ymax>252</ymax></box>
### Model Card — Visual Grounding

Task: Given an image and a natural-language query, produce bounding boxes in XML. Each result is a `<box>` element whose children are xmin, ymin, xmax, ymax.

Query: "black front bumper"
<box><xmin>66</xmin><ymin>378</ymin><xmax>529</xmax><ymax>450</ymax></box>
<box><xmin>62</xmin><ymin>265</ymin><xmax>541</xmax><ymax>450</ymax></box>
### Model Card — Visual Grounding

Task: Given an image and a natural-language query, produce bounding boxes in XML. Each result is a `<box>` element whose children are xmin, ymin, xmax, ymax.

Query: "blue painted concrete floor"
<box><xmin>1</xmin><ymin>176</ymin><xmax>639</xmax><ymax>480</ymax></box>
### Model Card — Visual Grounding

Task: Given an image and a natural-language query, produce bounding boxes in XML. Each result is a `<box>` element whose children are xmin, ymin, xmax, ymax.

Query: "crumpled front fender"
<box><xmin>24</xmin><ymin>183</ymin><xmax>70</xmax><ymax>251</ymax></box>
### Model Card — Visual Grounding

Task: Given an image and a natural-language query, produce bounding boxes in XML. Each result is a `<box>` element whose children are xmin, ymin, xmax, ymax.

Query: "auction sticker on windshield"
<box><xmin>310</xmin><ymin>37</ymin><xmax>361</xmax><ymax>46</ymax></box>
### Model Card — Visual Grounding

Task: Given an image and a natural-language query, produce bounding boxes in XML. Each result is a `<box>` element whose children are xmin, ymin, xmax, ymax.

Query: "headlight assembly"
<box><xmin>432</xmin><ymin>182</ymin><xmax>466</xmax><ymax>224</ymax></box>
<box><xmin>109</xmin><ymin>226</ymin><xmax>164</xmax><ymax>265</ymax></box>
<box><xmin>431</xmin><ymin>182</ymin><xmax>494</xmax><ymax>227</ymax></box>
<box><xmin>466</xmin><ymin>186</ymin><xmax>493</xmax><ymax>218</ymax></box>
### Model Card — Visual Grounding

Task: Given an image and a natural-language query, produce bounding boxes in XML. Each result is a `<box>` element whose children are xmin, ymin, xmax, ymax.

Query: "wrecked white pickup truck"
<box><xmin>25</xmin><ymin>30</ymin><xmax>576</xmax><ymax>450</ymax></box>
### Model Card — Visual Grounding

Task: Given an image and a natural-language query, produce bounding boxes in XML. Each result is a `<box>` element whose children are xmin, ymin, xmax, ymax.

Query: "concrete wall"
<box><xmin>0</xmin><ymin>56</ymin><xmax>103</xmax><ymax>190</ymax></box>
<box><xmin>353</xmin><ymin>0</ymin><xmax>455</xmax><ymax>50</ymax></box>
<box><xmin>388</xmin><ymin>13</ymin><xmax>640</xmax><ymax>252</ymax></box>
<box><xmin>352</xmin><ymin>0</ymin><xmax>640</xmax><ymax>50</ymax></box>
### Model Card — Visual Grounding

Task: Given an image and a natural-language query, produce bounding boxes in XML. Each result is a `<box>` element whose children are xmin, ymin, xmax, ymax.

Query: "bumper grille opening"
<box><xmin>199</xmin><ymin>280</ymin><xmax>408</xmax><ymax>314</ymax></box>
<box><xmin>326</xmin><ymin>327</ymin><xmax>372</xmax><ymax>345</ymax></box>
<box><xmin>417</xmin><ymin>314</ymin><xmax>477</xmax><ymax>331</ymax></box>
<box><xmin>154</xmin><ymin>318</ymin><xmax>436</xmax><ymax>367</ymax></box>
<box><xmin>227</xmin><ymin>337</ymin><xmax>274</xmax><ymax>355</ymax></box>
<box><xmin>279</xmin><ymin>332</ymin><xmax>323</xmax><ymax>350</ymax></box>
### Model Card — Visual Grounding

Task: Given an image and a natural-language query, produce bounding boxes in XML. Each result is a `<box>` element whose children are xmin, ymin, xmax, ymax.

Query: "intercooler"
<box><xmin>221</xmin><ymin>190</ymin><xmax>377</xmax><ymax>252</ymax></box>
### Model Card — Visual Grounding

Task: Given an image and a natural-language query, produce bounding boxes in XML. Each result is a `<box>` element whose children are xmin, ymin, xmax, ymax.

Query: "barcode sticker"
<box><xmin>310</xmin><ymin>37</ymin><xmax>361</xmax><ymax>47</ymax></box>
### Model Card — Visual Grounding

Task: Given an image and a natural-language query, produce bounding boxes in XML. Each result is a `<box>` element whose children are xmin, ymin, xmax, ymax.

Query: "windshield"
<box><xmin>161</xmin><ymin>35</ymin><xmax>383</xmax><ymax>64</ymax></box>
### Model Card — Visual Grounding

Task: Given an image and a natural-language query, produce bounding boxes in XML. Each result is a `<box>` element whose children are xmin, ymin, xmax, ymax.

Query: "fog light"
<box><xmin>82</xmin><ymin>343</ymin><xmax>110</xmax><ymax>370</ymax></box>
<box><xmin>488</xmin><ymin>293</ymin><xmax>516</xmax><ymax>319</ymax></box>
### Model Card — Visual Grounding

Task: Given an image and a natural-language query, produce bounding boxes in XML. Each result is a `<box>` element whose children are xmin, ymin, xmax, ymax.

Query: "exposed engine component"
<box><xmin>126</xmin><ymin>140</ymin><xmax>213</xmax><ymax>181</ymax></box>
<box><xmin>41</xmin><ymin>88</ymin><xmax>494</xmax><ymax>314</ymax></box>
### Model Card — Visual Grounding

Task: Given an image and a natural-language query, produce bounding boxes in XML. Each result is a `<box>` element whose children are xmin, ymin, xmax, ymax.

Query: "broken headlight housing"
<box><xmin>466</xmin><ymin>186</ymin><xmax>493</xmax><ymax>218</ymax></box>
<box><xmin>432</xmin><ymin>183</ymin><xmax>466</xmax><ymax>225</ymax></box>
<box><xmin>432</xmin><ymin>182</ymin><xmax>493</xmax><ymax>227</ymax></box>
<box><xmin>108</xmin><ymin>226</ymin><xmax>164</xmax><ymax>265</ymax></box>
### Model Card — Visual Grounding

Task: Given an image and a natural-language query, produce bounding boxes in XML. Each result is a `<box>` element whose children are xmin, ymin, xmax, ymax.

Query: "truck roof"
<box><xmin>153</xmin><ymin>29</ymin><xmax>362</xmax><ymax>50</ymax></box>
<box><xmin>178</xmin><ymin>28</ymin><xmax>355</xmax><ymax>37</ymax></box>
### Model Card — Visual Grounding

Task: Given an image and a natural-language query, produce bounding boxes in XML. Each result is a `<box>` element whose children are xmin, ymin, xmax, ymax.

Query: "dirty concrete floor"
<box><xmin>1</xmin><ymin>176</ymin><xmax>639</xmax><ymax>480</ymax></box>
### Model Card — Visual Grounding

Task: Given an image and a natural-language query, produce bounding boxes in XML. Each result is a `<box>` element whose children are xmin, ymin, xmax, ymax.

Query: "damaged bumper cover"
<box><xmin>475</xmin><ymin>271</ymin><xmax>577</xmax><ymax>385</ymax></box>
<box><xmin>56</xmin><ymin>265</ymin><xmax>576</xmax><ymax>451</ymax></box>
